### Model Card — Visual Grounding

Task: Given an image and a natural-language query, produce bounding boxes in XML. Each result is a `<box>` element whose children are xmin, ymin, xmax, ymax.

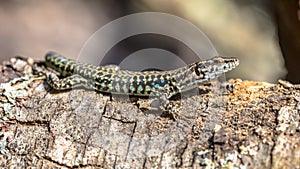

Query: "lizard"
<box><xmin>40</xmin><ymin>51</ymin><xmax>239</xmax><ymax>117</ymax></box>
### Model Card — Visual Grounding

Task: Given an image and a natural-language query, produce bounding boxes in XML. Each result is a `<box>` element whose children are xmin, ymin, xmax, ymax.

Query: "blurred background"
<box><xmin>0</xmin><ymin>0</ymin><xmax>299</xmax><ymax>83</ymax></box>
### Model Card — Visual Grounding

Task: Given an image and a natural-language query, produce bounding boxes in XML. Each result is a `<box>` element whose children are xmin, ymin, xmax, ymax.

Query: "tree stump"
<box><xmin>0</xmin><ymin>57</ymin><xmax>299</xmax><ymax>168</ymax></box>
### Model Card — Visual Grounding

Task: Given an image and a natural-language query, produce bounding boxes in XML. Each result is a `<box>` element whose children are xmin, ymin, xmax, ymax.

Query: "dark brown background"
<box><xmin>0</xmin><ymin>0</ymin><xmax>299</xmax><ymax>83</ymax></box>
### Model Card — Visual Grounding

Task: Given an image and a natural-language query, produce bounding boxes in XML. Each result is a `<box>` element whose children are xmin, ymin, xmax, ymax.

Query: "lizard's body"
<box><xmin>44</xmin><ymin>51</ymin><xmax>239</xmax><ymax>99</ymax></box>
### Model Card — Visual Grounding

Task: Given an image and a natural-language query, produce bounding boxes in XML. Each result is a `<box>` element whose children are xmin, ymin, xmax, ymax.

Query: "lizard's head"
<box><xmin>173</xmin><ymin>57</ymin><xmax>239</xmax><ymax>92</ymax></box>
<box><xmin>194</xmin><ymin>57</ymin><xmax>239</xmax><ymax>81</ymax></box>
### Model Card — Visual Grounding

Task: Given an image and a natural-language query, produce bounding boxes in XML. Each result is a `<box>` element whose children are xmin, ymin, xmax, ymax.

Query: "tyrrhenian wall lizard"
<box><xmin>44</xmin><ymin>51</ymin><xmax>239</xmax><ymax>100</ymax></box>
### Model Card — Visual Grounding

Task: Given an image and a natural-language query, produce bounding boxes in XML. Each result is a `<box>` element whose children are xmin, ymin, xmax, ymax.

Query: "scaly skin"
<box><xmin>45</xmin><ymin>51</ymin><xmax>239</xmax><ymax>99</ymax></box>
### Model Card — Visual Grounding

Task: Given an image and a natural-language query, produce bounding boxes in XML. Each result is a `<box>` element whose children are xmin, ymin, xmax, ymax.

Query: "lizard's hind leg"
<box><xmin>46</xmin><ymin>73</ymin><xmax>93</xmax><ymax>90</ymax></box>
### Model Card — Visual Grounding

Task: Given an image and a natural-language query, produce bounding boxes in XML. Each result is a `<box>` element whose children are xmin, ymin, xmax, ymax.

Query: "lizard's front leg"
<box><xmin>149</xmin><ymin>88</ymin><xmax>179</xmax><ymax>120</ymax></box>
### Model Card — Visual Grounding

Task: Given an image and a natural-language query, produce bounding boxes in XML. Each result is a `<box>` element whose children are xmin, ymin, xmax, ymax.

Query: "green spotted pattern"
<box><xmin>45</xmin><ymin>51</ymin><xmax>239</xmax><ymax>98</ymax></box>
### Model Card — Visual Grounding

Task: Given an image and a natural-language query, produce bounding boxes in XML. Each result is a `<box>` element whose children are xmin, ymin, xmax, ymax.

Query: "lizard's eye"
<box><xmin>195</xmin><ymin>65</ymin><xmax>201</xmax><ymax>76</ymax></box>
<box><xmin>195</xmin><ymin>62</ymin><xmax>206</xmax><ymax>76</ymax></box>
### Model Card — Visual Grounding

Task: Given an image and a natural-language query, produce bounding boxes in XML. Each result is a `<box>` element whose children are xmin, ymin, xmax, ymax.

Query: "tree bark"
<box><xmin>0</xmin><ymin>57</ymin><xmax>299</xmax><ymax>168</ymax></box>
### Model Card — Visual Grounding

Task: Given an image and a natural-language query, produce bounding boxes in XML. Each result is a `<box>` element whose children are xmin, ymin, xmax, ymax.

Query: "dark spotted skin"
<box><xmin>45</xmin><ymin>51</ymin><xmax>239</xmax><ymax>98</ymax></box>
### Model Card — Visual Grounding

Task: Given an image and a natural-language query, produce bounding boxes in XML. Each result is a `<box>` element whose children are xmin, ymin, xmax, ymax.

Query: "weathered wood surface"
<box><xmin>0</xmin><ymin>57</ymin><xmax>299</xmax><ymax>169</ymax></box>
